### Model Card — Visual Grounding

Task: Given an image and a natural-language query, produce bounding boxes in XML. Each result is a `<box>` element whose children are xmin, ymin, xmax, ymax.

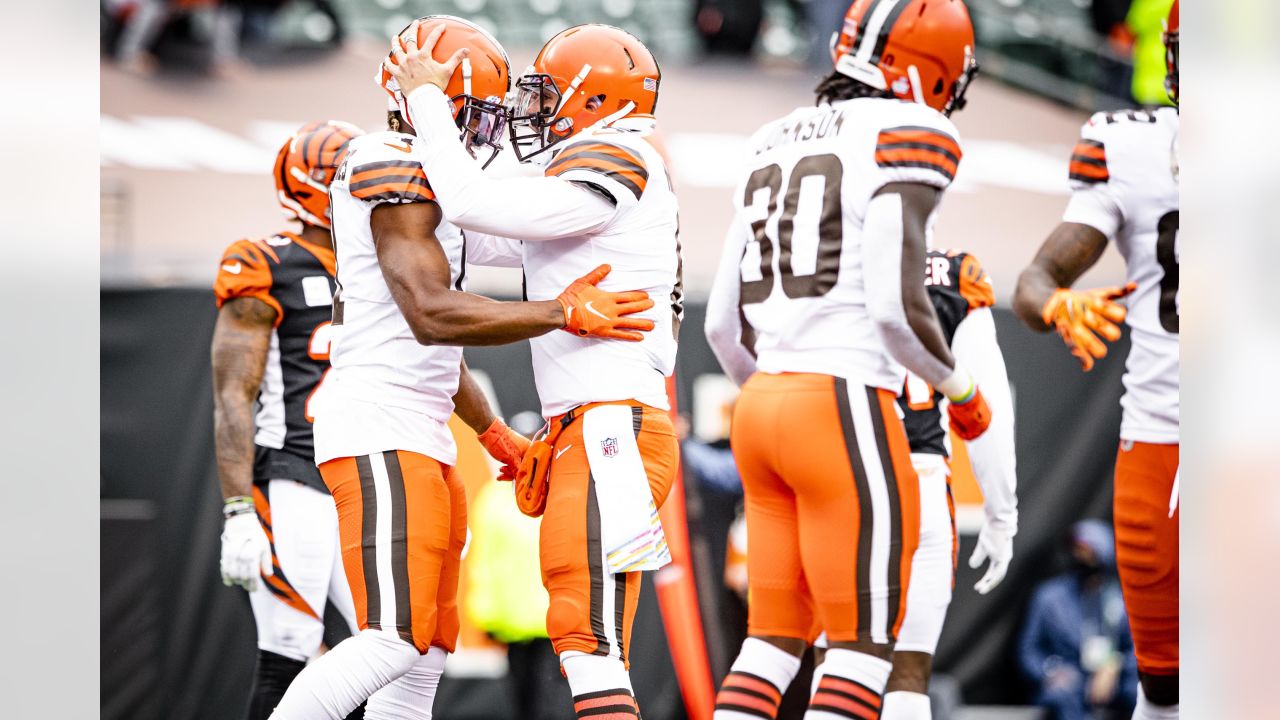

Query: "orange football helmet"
<box><xmin>273</xmin><ymin>120</ymin><xmax>363</xmax><ymax>229</ymax></box>
<box><xmin>1165</xmin><ymin>0</ymin><xmax>1179</xmax><ymax>105</ymax></box>
<box><xmin>378</xmin><ymin>15</ymin><xmax>510</xmax><ymax>166</ymax></box>
<box><xmin>508</xmin><ymin>24</ymin><xmax>661</xmax><ymax>163</ymax></box>
<box><xmin>831</xmin><ymin>0</ymin><xmax>978</xmax><ymax>116</ymax></box>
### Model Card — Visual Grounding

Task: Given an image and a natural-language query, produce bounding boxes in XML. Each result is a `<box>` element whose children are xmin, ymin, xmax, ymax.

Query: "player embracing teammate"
<box><xmin>386</xmin><ymin>19</ymin><xmax>683</xmax><ymax>719</ymax></box>
<box><xmin>258</xmin><ymin>13</ymin><xmax>683</xmax><ymax>720</ymax></box>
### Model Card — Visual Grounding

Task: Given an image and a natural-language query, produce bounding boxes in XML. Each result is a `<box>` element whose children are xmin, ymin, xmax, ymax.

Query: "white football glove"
<box><xmin>969</xmin><ymin>518</ymin><xmax>1015</xmax><ymax>595</ymax></box>
<box><xmin>220</xmin><ymin>497</ymin><xmax>273</xmax><ymax>591</ymax></box>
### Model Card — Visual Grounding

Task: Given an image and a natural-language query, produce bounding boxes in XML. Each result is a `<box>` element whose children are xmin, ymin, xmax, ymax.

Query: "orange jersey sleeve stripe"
<box><xmin>1072</xmin><ymin>140</ymin><xmax>1106</xmax><ymax>160</ymax></box>
<box><xmin>349</xmin><ymin>160</ymin><xmax>435</xmax><ymax>202</ymax></box>
<box><xmin>1069</xmin><ymin>139</ymin><xmax>1109</xmax><ymax>184</ymax></box>
<box><xmin>547</xmin><ymin>141</ymin><xmax>649</xmax><ymax>201</ymax></box>
<box><xmin>876</xmin><ymin>126</ymin><xmax>962</xmax><ymax>181</ymax></box>
<box><xmin>873</xmin><ymin>147</ymin><xmax>959</xmax><ymax>178</ymax></box>
<box><xmin>877</xmin><ymin>126</ymin><xmax>962</xmax><ymax>159</ymax></box>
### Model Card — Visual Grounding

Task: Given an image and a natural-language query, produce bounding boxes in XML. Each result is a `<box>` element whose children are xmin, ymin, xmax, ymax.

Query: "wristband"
<box><xmin>937</xmin><ymin>367</ymin><xmax>975</xmax><ymax>403</ymax></box>
<box><xmin>223</xmin><ymin>495</ymin><xmax>255</xmax><ymax>519</ymax></box>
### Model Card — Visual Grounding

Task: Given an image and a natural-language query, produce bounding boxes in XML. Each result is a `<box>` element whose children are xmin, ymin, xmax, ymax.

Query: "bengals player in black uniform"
<box><xmin>211</xmin><ymin>120</ymin><xmax>365</xmax><ymax>720</ymax></box>
<box><xmin>812</xmin><ymin>249</ymin><xmax>1018</xmax><ymax>720</ymax></box>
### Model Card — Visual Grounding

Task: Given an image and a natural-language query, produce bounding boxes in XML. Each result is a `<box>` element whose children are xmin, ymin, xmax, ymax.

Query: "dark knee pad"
<box><xmin>1140</xmin><ymin>671</ymin><xmax>1179</xmax><ymax>706</ymax></box>
<box><xmin>247</xmin><ymin>650</ymin><xmax>306</xmax><ymax>720</ymax></box>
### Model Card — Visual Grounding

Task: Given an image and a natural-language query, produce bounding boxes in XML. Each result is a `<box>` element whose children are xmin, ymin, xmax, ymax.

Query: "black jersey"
<box><xmin>898</xmin><ymin>250</ymin><xmax>995</xmax><ymax>457</ymax></box>
<box><xmin>214</xmin><ymin>232</ymin><xmax>336</xmax><ymax>492</ymax></box>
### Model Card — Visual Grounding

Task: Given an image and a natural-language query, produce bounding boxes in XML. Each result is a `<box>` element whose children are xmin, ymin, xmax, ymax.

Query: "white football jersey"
<box><xmin>1062</xmin><ymin>108</ymin><xmax>1179</xmax><ymax>443</ymax></box>
<box><xmin>312</xmin><ymin>131</ymin><xmax>466</xmax><ymax>465</ymax></box>
<box><xmin>521</xmin><ymin>119</ymin><xmax>681</xmax><ymax>417</ymax></box>
<box><xmin>727</xmin><ymin>97</ymin><xmax>963</xmax><ymax>390</ymax></box>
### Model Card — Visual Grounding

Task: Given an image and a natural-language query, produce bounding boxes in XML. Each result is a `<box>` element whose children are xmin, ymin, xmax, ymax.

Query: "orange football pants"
<box><xmin>319</xmin><ymin>450</ymin><xmax>466</xmax><ymax>654</ymax></box>
<box><xmin>1113</xmin><ymin>440</ymin><xmax>1179</xmax><ymax>675</ymax></box>
<box><xmin>731</xmin><ymin>373</ymin><xmax>920</xmax><ymax>644</ymax></box>
<box><xmin>540</xmin><ymin>401</ymin><xmax>679</xmax><ymax>664</ymax></box>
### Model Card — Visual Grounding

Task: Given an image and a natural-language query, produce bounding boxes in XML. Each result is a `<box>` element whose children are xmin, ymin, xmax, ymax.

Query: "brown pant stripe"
<box><xmin>586</xmin><ymin>474</ymin><xmax>610</xmax><ymax>655</ymax></box>
<box><xmin>834</xmin><ymin>377</ymin><xmax>874</xmax><ymax>640</ymax></box>
<box><xmin>355</xmin><ymin>454</ymin><xmax>381</xmax><ymax>631</ymax></box>
<box><xmin>866</xmin><ymin>387</ymin><xmax>904</xmax><ymax>637</ymax></box>
<box><xmin>383</xmin><ymin>451</ymin><xmax>414</xmax><ymax>645</ymax></box>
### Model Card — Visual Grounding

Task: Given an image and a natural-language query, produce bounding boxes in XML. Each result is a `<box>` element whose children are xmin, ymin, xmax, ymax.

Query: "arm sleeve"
<box><xmin>704</xmin><ymin>216</ymin><xmax>757</xmax><ymax>387</ymax></box>
<box><xmin>466</xmin><ymin>231</ymin><xmax>524</xmax><ymax>268</ymax></box>
<box><xmin>1062</xmin><ymin>119</ymin><xmax>1125</xmax><ymax>238</ymax></box>
<box><xmin>874</xmin><ymin>121</ymin><xmax>963</xmax><ymax>190</ymax></box>
<box><xmin>951</xmin><ymin>307</ymin><xmax>1018</xmax><ymax>530</ymax></box>
<box><xmin>862</xmin><ymin>192</ymin><xmax>955</xmax><ymax>386</ymax></box>
<box><xmin>213</xmin><ymin>239</ymin><xmax>282</xmax><ymax>326</ymax></box>
<box><xmin>405</xmin><ymin>86</ymin><xmax>616</xmax><ymax>240</ymax></box>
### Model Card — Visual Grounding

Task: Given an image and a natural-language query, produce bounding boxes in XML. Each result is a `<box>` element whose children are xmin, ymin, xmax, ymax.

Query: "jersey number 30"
<box><xmin>739</xmin><ymin>154</ymin><xmax>844</xmax><ymax>304</ymax></box>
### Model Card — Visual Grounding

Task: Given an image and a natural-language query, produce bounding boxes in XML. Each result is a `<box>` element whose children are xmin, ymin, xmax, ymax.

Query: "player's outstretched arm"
<box><xmin>373</xmin><ymin>201</ymin><xmax>654</xmax><ymax>345</ymax></box>
<box><xmin>864</xmin><ymin>182</ymin><xmax>991</xmax><ymax>439</ymax></box>
<box><xmin>453</xmin><ymin>360</ymin><xmax>529</xmax><ymax>480</ymax></box>
<box><xmin>210</xmin><ymin>296</ymin><xmax>276</xmax><ymax>590</ymax></box>
<box><xmin>1014</xmin><ymin>222</ymin><xmax>1135</xmax><ymax>371</ymax></box>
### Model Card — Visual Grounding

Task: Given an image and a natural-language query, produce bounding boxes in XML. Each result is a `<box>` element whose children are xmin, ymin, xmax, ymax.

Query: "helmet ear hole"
<box><xmin>933</xmin><ymin>78</ymin><xmax>945</xmax><ymax>95</ymax></box>
<box><xmin>586</xmin><ymin>93</ymin><xmax>606</xmax><ymax>111</ymax></box>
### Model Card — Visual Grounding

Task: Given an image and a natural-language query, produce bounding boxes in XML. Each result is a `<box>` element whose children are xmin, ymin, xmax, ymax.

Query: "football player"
<box><xmin>814</xmin><ymin>249</ymin><xmax>1018</xmax><ymax>719</ymax></box>
<box><xmin>1013</xmin><ymin>3</ymin><xmax>1179</xmax><ymax>718</ymax></box>
<box><xmin>703</xmin><ymin>1</ymin><xmax>992</xmax><ymax>718</ymax></box>
<box><xmin>385</xmin><ymin>21</ymin><xmax>682</xmax><ymax>719</ymax></box>
<box><xmin>212</xmin><ymin>120</ymin><xmax>365</xmax><ymax>720</ymax></box>
<box><xmin>268</xmin><ymin>17</ymin><xmax>656</xmax><ymax>720</ymax></box>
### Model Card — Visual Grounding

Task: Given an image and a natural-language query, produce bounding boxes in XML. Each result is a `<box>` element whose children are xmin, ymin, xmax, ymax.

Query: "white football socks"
<box><xmin>562</xmin><ymin>653</ymin><xmax>639</xmax><ymax>718</ymax></box>
<box><xmin>269</xmin><ymin>629</ymin><xmax>419</xmax><ymax>720</ymax></box>
<box><xmin>714</xmin><ymin>638</ymin><xmax>802</xmax><ymax>720</ymax></box>
<box><xmin>1133</xmin><ymin>685</ymin><xmax>1179</xmax><ymax>719</ymax></box>
<box><xmin>365</xmin><ymin>646</ymin><xmax>448</xmax><ymax>720</ymax></box>
<box><xmin>806</xmin><ymin>649</ymin><xmax>892</xmax><ymax>720</ymax></box>
<box><xmin>881</xmin><ymin>690</ymin><xmax>932</xmax><ymax>719</ymax></box>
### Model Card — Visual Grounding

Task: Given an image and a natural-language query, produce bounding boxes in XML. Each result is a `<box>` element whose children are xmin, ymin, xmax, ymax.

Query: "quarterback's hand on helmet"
<box><xmin>1041</xmin><ymin>283</ymin><xmax>1136</xmax><ymax>372</ymax></box>
<box><xmin>477</xmin><ymin>419</ymin><xmax>530</xmax><ymax>481</ymax></box>
<box><xmin>385</xmin><ymin>20</ymin><xmax>469</xmax><ymax>97</ymax></box>
<box><xmin>220</xmin><ymin>497</ymin><xmax>273</xmax><ymax>591</ymax></box>
<box><xmin>948</xmin><ymin>385</ymin><xmax>992</xmax><ymax>440</ymax></box>
<box><xmin>969</xmin><ymin>519</ymin><xmax>1015</xmax><ymax>595</ymax></box>
<box><xmin>556</xmin><ymin>264</ymin><xmax>656</xmax><ymax>341</ymax></box>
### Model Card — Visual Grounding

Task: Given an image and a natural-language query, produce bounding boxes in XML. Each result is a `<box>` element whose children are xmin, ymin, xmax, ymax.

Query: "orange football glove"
<box><xmin>556</xmin><ymin>264</ymin><xmax>656</xmax><ymax>342</ymax></box>
<box><xmin>476</xmin><ymin>419</ymin><xmax>529</xmax><ymax>481</ymax></box>
<box><xmin>948</xmin><ymin>386</ymin><xmax>993</xmax><ymax>441</ymax></box>
<box><xmin>1042</xmin><ymin>282</ymin><xmax>1137</xmax><ymax>372</ymax></box>
<box><xmin>513</xmin><ymin>440</ymin><xmax>551</xmax><ymax>517</ymax></box>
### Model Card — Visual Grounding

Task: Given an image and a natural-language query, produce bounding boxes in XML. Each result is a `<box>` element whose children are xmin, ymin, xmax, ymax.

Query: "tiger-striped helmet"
<box><xmin>273</xmin><ymin>120</ymin><xmax>363</xmax><ymax>228</ymax></box>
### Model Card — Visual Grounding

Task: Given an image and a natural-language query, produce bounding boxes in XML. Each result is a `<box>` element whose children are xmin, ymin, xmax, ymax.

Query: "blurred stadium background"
<box><xmin>100</xmin><ymin>1</ymin><xmax>1173</xmax><ymax>718</ymax></box>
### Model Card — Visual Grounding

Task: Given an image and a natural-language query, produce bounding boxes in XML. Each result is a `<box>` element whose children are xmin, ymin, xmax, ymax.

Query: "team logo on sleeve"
<box><xmin>601</xmin><ymin>437</ymin><xmax>619</xmax><ymax>458</ymax></box>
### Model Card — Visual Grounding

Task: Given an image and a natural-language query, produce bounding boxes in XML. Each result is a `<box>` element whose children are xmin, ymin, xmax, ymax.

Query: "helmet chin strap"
<box><xmin>460</xmin><ymin>57</ymin><xmax>473</xmax><ymax>98</ymax></box>
<box><xmin>593</xmin><ymin>101</ymin><xmax>637</xmax><ymax>130</ymax></box>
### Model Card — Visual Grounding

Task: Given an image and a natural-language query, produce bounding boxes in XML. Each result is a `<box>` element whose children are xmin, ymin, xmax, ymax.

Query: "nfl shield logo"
<box><xmin>601</xmin><ymin>437</ymin><xmax>619</xmax><ymax>458</ymax></box>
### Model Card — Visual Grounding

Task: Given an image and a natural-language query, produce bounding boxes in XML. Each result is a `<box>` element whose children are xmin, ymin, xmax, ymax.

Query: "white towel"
<box><xmin>582</xmin><ymin>405</ymin><xmax>672</xmax><ymax>574</ymax></box>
